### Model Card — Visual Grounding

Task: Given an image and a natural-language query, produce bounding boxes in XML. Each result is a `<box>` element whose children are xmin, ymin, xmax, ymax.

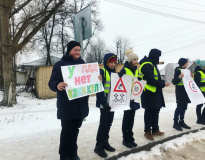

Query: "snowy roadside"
<box><xmin>1</xmin><ymin>86</ymin><xmax>205</xmax><ymax>160</ymax></box>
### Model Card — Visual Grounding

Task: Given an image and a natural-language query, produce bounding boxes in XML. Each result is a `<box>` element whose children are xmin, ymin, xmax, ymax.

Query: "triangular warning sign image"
<box><xmin>113</xmin><ymin>78</ymin><xmax>127</xmax><ymax>93</ymax></box>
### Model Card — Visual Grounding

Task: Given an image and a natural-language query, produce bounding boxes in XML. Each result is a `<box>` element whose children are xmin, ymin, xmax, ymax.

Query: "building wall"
<box><xmin>35</xmin><ymin>66</ymin><xmax>56</xmax><ymax>99</ymax></box>
<box><xmin>16</xmin><ymin>71</ymin><xmax>27</xmax><ymax>85</ymax></box>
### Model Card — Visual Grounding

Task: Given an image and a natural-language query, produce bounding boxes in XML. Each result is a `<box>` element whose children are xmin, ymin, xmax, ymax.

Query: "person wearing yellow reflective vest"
<box><xmin>138</xmin><ymin>49</ymin><xmax>170</xmax><ymax>141</ymax></box>
<box><xmin>94</xmin><ymin>53</ymin><xmax>117</xmax><ymax>158</ymax></box>
<box><xmin>172</xmin><ymin>58</ymin><xmax>193</xmax><ymax>131</ymax></box>
<box><xmin>194</xmin><ymin>60</ymin><xmax>205</xmax><ymax>125</ymax></box>
<box><xmin>118</xmin><ymin>49</ymin><xmax>140</xmax><ymax>149</ymax></box>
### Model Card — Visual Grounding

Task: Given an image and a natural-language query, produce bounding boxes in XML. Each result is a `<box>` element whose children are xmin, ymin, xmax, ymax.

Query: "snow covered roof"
<box><xmin>21</xmin><ymin>56</ymin><xmax>61</xmax><ymax>67</ymax></box>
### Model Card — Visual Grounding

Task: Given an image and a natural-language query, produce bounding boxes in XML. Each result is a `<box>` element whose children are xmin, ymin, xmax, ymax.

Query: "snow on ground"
<box><xmin>0</xmin><ymin>85</ymin><xmax>205</xmax><ymax>160</ymax></box>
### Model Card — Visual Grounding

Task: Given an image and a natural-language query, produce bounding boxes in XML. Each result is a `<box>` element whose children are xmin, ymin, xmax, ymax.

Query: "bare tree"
<box><xmin>85</xmin><ymin>38</ymin><xmax>106</xmax><ymax>64</ymax></box>
<box><xmin>0</xmin><ymin>0</ymin><xmax>65</xmax><ymax>106</ymax></box>
<box><xmin>114</xmin><ymin>36</ymin><xmax>132</xmax><ymax>64</ymax></box>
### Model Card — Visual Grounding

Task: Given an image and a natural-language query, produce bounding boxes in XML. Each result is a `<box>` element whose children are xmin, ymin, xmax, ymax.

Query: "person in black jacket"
<box><xmin>119</xmin><ymin>49</ymin><xmax>140</xmax><ymax>148</ymax></box>
<box><xmin>139</xmin><ymin>49</ymin><xmax>170</xmax><ymax>141</ymax></box>
<box><xmin>94</xmin><ymin>53</ymin><xmax>117</xmax><ymax>158</ymax></box>
<box><xmin>172</xmin><ymin>58</ymin><xmax>193</xmax><ymax>131</ymax></box>
<box><xmin>194</xmin><ymin>60</ymin><xmax>205</xmax><ymax>124</ymax></box>
<box><xmin>49</xmin><ymin>41</ymin><xmax>88</xmax><ymax>160</ymax></box>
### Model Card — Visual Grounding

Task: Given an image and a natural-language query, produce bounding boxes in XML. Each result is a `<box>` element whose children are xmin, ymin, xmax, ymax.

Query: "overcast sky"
<box><xmin>98</xmin><ymin>0</ymin><xmax>205</xmax><ymax>68</ymax></box>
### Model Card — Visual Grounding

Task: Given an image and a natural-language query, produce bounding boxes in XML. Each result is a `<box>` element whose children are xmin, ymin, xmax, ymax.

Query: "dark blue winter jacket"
<box><xmin>172</xmin><ymin>66</ymin><xmax>191</xmax><ymax>104</ymax></box>
<box><xmin>49</xmin><ymin>54</ymin><xmax>89</xmax><ymax>120</ymax></box>
<box><xmin>120</xmin><ymin>61</ymin><xmax>140</xmax><ymax>110</ymax></box>
<box><xmin>96</xmin><ymin>53</ymin><xmax>116</xmax><ymax>108</ymax></box>
<box><xmin>139</xmin><ymin>56</ymin><xmax>165</xmax><ymax>109</ymax></box>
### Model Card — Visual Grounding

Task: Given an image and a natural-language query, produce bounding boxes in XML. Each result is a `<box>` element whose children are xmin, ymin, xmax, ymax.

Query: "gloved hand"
<box><xmin>117</xmin><ymin>72</ymin><xmax>123</xmax><ymax>78</ymax></box>
<box><xmin>102</xmin><ymin>103</ymin><xmax>111</xmax><ymax>112</ymax></box>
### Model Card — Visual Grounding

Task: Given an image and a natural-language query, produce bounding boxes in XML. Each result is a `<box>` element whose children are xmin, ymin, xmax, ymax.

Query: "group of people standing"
<box><xmin>49</xmin><ymin>40</ymin><xmax>205</xmax><ymax>160</ymax></box>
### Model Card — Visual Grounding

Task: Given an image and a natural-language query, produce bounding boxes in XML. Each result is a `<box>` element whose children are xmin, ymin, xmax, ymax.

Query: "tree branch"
<box><xmin>10</xmin><ymin>0</ymin><xmax>33</xmax><ymax>18</ymax></box>
<box><xmin>13</xmin><ymin>0</ymin><xmax>65</xmax><ymax>55</ymax></box>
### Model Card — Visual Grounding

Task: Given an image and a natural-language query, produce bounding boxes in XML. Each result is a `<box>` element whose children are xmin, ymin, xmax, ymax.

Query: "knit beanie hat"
<box><xmin>196</xmin><ymin>59</ymin><xmax>205</xmax><ymax>68</ymax></box>
<box><xmin>178</xmin><ymin>58</ymin><xmax>188</xmax><ymax>67</ymax></box>
<box><xmin>66</xmin><ymin>41</ymin><xmax>81</xmax><ymax>54</ymax></box>
<box><xmin>125</xmin><ymin>49</ymin><xmax>138</xmax><ymax>63</ymax></box>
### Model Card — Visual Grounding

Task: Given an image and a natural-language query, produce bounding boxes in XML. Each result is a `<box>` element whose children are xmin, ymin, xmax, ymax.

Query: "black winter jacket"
<box><xmin>120</xmin><ymin>61</ymin><xmax>140</xmax><ymax>110</ymax></box>
<box><xmin>172</xmin><ymin>66</ymin><xmax>190</xmax><ymax>104</ymax></box>
<box><xmin>194</xmin><ymin>66</ymin><xmax>205</xmax><ymax>97</ymax></box>
<box><xmin>139</xmin><ymin>56</ymin><xmax>165</xmax><ymax>109</ymax></box>
<box><xmin>49</xmin><ymin>54</ymin><xmax>89</xmax><ymax>120</ymax></box>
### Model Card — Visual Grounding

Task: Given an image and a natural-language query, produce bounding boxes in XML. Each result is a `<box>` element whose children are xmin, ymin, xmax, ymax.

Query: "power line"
<box><xmin>133</xmin><ymin>27</ymin><xmax>205</xmax><ymax>45</ymax></box>
<box><xmin>133</xmin><ymin>0</ymin><xmax>205</xmax><ymax>12</ymax></box>
<box><xmin>176</xmin><ymin>0</ymin><xmax>205</xmax><ymax>6</ymax></box>
<box><xmin>132</xmin><ymin>24</ymin><xmax>203</xmax><ymax>42</ymax></box>
<box><xmin>104</xmin><ymin>0</ymin><xmax>205</xmax><ymax>24</ymax></box>
<box><xmin>163</xmin><ymin>39</ymin><xmax>205</xmax><ymax>54</ymax></box>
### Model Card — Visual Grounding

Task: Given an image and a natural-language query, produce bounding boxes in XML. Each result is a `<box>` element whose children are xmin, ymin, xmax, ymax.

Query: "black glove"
<box><xmin>102</xmin><ymin>103</ymin><xmax>111</xmax><ymax>112</ymax></box>
<box><xmin>117</xmin><ymin>72</ymin><xmax>123</xmax><ymax>78</ymax></box>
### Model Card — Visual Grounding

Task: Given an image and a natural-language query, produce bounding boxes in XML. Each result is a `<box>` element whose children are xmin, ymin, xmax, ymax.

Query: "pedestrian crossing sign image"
<box><xmin>113</xmin><ymin>78</ymin><xmax>127</xmax><ymax>93</ymax></box>
<box><xmin>113</xmin><ymin>78</ymin><xmax>127</xmax><ymax>104</ymax></box>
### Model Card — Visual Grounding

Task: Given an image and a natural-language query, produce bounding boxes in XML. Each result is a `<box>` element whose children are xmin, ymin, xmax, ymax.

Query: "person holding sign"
<box><xmin>49</xmin><ymin>41</ymin><xmax>88</xmax><ymax>160</ymax></box>
<box><xmin>194</xmin><ymin>60</ymin><xmax>205</xmax><ymax>124</ymax></box>
<box><xmin>172</xmin><ymin>58</ymin><xmax>192</xmax><ymax>131</ymax></box>
<box><xmin>139</xmin><ymin>49</ymin><xmax>170</xmax><ymax>141</ymax></box>
<box><xmin>94</xmin><ymin>53</ymin><xmax>117</xmax><ymax>158</ymax></box>
<box><xmin>118</xmin><ymin>49</ymin><xmax>140</xmax><ymax>148</ymax></box>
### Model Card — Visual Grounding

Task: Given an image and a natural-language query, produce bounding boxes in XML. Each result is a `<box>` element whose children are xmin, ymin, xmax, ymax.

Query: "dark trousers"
<box><xmin>173</xmin><ymin>103</ymin><xmax>187</xmax><ymax>123</ymax></box>
<box><xmin>122</xmin><ymin>110</ymin><xmax>136</xmax><ymax>142</ymax></box>
<box><xmin>96</xmin><ymin>109</ymin><xmax>114</xmax><ymax>145</ymax></box>
<box><xmin>59</xmin><ymin>119</ymin><xmax>82</xmax><ymax>160</ymax></box>
<box><xmin>144</xmin><ymin>108</ymin><xmax>160</xmax><ymax>133</ymax></box>
<box><xmin>196</xmin><ymin>103</ymin><xmax>205</xmax><ymax>120</ymax></box>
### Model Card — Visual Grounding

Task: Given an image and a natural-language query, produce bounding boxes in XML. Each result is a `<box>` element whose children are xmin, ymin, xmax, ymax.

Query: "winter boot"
<box><xmin>173</xmin><ymin>122</ymin><xmax>183</xmax><ymax>131</ymax></box>
<box><xmin>94</xmin><ymin>144</ymin><xmax>108</xmax><ymax>158</ymax></box>
<box><xmin>72</xmin><ymin>155</ymin><xmax>80</xmax><ymax>160</ymax></box>
<box><xmin>179</xmin><ymin>120</ymin><xmax>191</xmax><ymax>129</ymax></box>
<box><xmin>122</xmin><ymin>139</ymin><xmax>133</xmax><ymax>148</ymax></box>
<box><xmin>130</xmin><ymin>141</ymin><xmax>138</xmax><ymax>147</ymax></box>
<box><xmin>196</xmin><ymin>118</ymin><xmax>205</xmax><ymax>125</ymax></box>
<box><xmin>104</xmin><ymin>140</ymin><xmax>115</xmax><ymax>152</ymax></box>
<box><xmin>144</xmin><ymin>130</ymin><xmax>154</xmax><ymax>140</ymax></box>
<box><xmin>152</xmin><ymin>130</ymin><xmax>164</xmax><ymax>136</ymax></box>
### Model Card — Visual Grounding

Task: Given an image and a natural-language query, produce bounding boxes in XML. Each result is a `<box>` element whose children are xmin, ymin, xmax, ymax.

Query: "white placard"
<box><xmin>61</xmin><ymin>62</ymin><xmax>104</xmax><ymax>100</ymax></box>
<box><xmin>109</xmin><ymin>73</ymin><xmax>132</xmax><ymax>111</ymax></box>
<box><xmin>181</xmin><ymin>69</ymin><xmax>205</xmax><ymax>105</ymax></box>
<box><xmin>130</xmin><ymin>78</ymin><xmax>146</xmax><ymax>102</ymax></box>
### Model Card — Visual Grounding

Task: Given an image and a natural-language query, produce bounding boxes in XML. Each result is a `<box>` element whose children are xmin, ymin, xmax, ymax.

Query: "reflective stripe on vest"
<box><xmin>139</xmin><ymin>62</ymin><xmax>158</xmax><ymax>92</ymax></box>
<box><xmin>102</xmin><ymin>68</ymin><xmax>111</xmax><ymax>93</ymax></box>
<box><xmin>196</xmin><ymin>71</ymin><xmax>205</xmax><ymax>92</ymax></box>
<box><xmin>176</xmin><ymin>68</ymin><xmax>183</xmax><ymax>86</ymax></box>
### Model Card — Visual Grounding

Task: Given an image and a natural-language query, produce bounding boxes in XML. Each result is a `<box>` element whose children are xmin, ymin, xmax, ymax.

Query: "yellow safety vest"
<box><xmin>176</xmin><ymin>68</ymin><xmax>184</xmax><ymax>86</ymax></box>
<box><xmin>125</xmin><ymin>68</ymin><xmax>138</xmax><ymax>89</ymax></box>
<box><xmin>138</xmin><ymin>62</ymin><xmax>158</xmax><ymax>92</ymax></box>
<box><xmin>102</xmin><ymin>68</ymin><xmax>111</xmax><ymax>93</ymax></box>
<box><xmin>124</xmin><ymin>68</ymin><xmax>138</xmax><ymax>78</ymax></box>
<box><xmin>195</xmin><ymin>71</ymin><xmax>205</xmax><ymax>92</ymax></box>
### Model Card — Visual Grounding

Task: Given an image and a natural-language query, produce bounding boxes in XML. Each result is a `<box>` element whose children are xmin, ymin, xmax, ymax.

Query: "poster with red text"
<box><xmin>61</xmin><ymin>63</ymin><xmax>103</xmax><ymax>100</ymax></box>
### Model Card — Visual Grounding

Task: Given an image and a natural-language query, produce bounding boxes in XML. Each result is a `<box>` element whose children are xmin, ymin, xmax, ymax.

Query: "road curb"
<box><xmin>107</xmin><ymin>127</ymin><xmax>205</xmax><ymax>160</ymax></box>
